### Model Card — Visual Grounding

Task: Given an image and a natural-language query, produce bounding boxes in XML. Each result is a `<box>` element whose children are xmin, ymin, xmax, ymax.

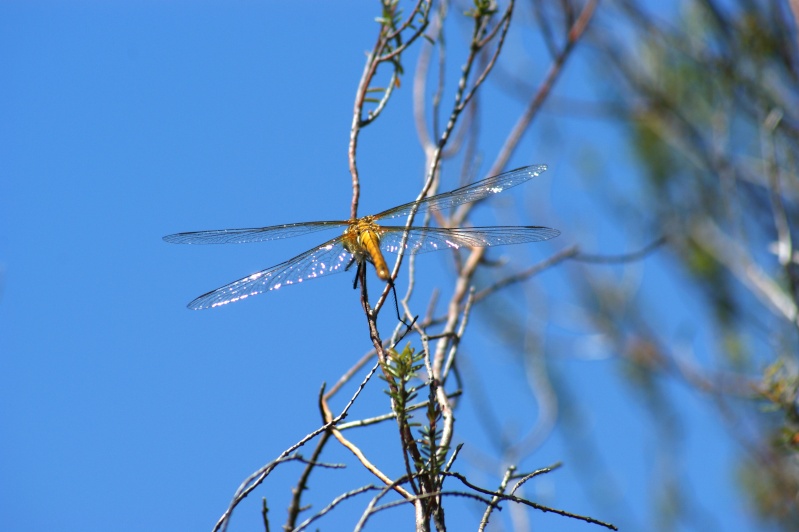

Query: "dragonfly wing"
<box><xmin>375</xmin><ymin>165</ymin><xmax>547</xmax><ymax>220</ymax></box>
<box><xmin>163</xmin><ymin>221</ymin><xmax>348</xmax><ymax>244</ymax></box>
<box><xmin>187</xmin><ymin>235</ymin><xmax>353</xmax><ymax>309</ymax></box>
<box><xmin>379</xmin><ymin>226</ymin><xmax>560</xmax><ymax>255</ymax></box>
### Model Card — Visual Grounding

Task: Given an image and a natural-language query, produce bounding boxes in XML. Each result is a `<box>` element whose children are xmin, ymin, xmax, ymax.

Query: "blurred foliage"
<box><xmin>739</xmin><ymin>357</ymin><xmax>799</xmax><ymax>523</ymax></box>
<box><xmin>591</xmin><ymin>0</ymin><xmax>799</xmax><ymax>527</ymax></box>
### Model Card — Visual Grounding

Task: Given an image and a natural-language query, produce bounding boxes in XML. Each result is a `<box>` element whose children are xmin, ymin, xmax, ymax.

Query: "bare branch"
<box><xmin>478</xmin><ymin>465</ymin><xmax>515</xmax><ymax>531</ymax></box>
<box><xmin>293</xmin><ymin>485</ymin><xmax>381</xmax><ymax>532</ymax></box>
<box><xmin>443</xmin><ymin>471</ymin><xmax>618</xmax><ymax>530</ymax></box>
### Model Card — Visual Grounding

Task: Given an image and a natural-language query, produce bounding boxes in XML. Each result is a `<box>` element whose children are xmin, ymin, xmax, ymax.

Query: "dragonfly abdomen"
<box><xmin>361</xmin><ymin>229</ymin><xmax>390</xmax><ymax>280</ymax></box>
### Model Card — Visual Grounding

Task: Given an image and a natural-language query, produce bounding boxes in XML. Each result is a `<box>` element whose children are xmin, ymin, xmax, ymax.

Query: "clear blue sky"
<box><xmin>1</xmin><ymin>2</ymin><xmax>766</xmax><ymax>531</ymax></box>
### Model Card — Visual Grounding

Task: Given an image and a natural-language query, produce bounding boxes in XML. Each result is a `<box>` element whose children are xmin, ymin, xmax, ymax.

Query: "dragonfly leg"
<box><xmin>346</xmin><ymin>257</ymin><xmax>361</xmax><ymax>289</ymax></box>
<box><xmin>350</xmin><ymin>258</ymin><xmax>416</xmax><ymax>330</ymax></box>
<box><xmin>388</xmin><ymin>279</ymin><xmax>418</xmax><ymax>331</ymax></box>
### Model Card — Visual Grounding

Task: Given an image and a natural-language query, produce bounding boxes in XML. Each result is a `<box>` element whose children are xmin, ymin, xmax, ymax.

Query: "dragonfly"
<box><xmin>164</xmin><ymin>164</ymin><xmax>559</xmax><ymax>310</ymax></box>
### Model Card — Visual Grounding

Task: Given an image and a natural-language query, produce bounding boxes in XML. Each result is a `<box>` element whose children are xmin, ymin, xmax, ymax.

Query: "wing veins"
<box><xmin>187</xmin><ymin>235</ymin><xmax>352</xmax><ymax>309</ymax></box>
<box><xmin>379</xmin><ymin>225</ymin><xmax>560</xmax><ymax>254</ymax></box>
<box><xmin>163</xmin><ymin>221</ymin><xmax>348</xmax><ymax>245</ymax></box>
<box><xmin>374</xmin><ymin>165</ymin><xmax>547</xmax><ymax>220</ymax></box>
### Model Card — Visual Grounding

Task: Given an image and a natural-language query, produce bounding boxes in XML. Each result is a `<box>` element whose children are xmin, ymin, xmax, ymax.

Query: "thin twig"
<box><xmin>354</xmin><ymin>474</ymin><xmax>418</xmax><ymax>532</ymax></box>
<box><xmin>320</xmin><ymin>355</ymin><xmax>415</xmax><ymax>501</ymax></box>
<box><xmin>443</xmin><ymin>471</ymin><xmax>618</xmax><ymax>530</ymax></box>
<box><xmin>473</xmin><ymin>238</ymin><xmax>664</xmax><ymax>304</ymax></box>
<box><xmin>337</xmin><ymin>390</ymin><xmax>462</xmax><ymax>431</ymax></box>
<box><xmin>350</xmin><ymin>1</ymin><xmax>432</xmax><ymax>219</ymax></box>
<box><xmin>441</xmin><ymin>287</ymin><xmax>475</xmax><ymax>384</ymax></box>
<box><xmin>478</xmin><ymin>465</ymin><xmax>516</xmax><ymax>531</ymax></box>
<box><xmin>571</xmin><ymin>236</ymin><xmax>666</xmax><ymax>263</ymax></box>
<box><xmin>360</xmin><ymin>274</ymin><xmax>426</xmax><ymax>503</ymax></box>
<box><xmin>214</xmin><ymin>349</ymin><xmax>380</xmax><ymax>532</ymax></box>
<box><xmin>693</xmin><ymin>220</ymin><xmax>798</xmax><ymax>326</ymax></box>
<box><xmin>380</xmin><ymin>1</ymin><xmax>432</xmax><ymax>62</ymax></box>
<box><xmin>509</xmin><ymin>462</ymin><xmax>562</xmax><ymax>495</ymax></box>
<box><xmin>293</xmin><ymin>485</ymin><xmax>380</xmax><ymax>532</ymax></box>
<box><xmin>364</xmin><ymin>490</ymin><xmax>498</xmax><ymax>524</ymax></box>
<box><xmin>486</xmin><ymin>0</ymin><xmax>598</xmax><ymax>185</ymax></box>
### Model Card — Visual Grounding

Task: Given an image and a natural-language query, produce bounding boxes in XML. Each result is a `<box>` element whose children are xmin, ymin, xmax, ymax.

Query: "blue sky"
<box><xmin>1</xmin><ymin>2</ymin><xmax>769</xmax><ymax>531</ymax></box>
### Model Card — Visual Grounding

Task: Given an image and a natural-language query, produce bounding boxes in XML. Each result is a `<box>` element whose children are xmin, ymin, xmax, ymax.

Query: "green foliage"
<box><xmin>630</xmin><ymin>113</ymin><xmax>678</xmax><ymax>192</ymax></box>
<box><xmin>616</xmin><ymin>0</ymin><xmax>797</xmax><ymax>346</ymax></box>
<box><xmin>381</xmin><ymin>344</ymin><xmax>449</xmax><ymax>480</ymax></box>
<box><xmin>735</xmin><ymin>354</ymin><xmax>799</xmax><ymax>525</ymax></box>
<box><xmin>760</xmin><ymin>360</ymin><xmax>799</xmax><ymax>426</ymax></box>
<box><xmin>417</xmin><ymin>398</ymin><xmax>447</xmax><ymax>476</ymax></box>
<box><xmin>465</xmin><ymin>0</ymin><xmax>498</xmax><ymax>19</ymax></box>
<box><xmin>681</xmin><ymin>239</ymin><xmax>737</xmax><ymax>326</ymax></box>
<box><xmin>381</xmin><ymin>344</ymin><xmax>425</xmax><ymax>424</ymax></box>
<box><xmin>375</xmin><ymin>0</ymin><xmax>401</xmax><ymax>28</ymax></box>
<box><xmin>596</xmin><ymin>1</ymin><xmax>799</xmax><ymax>526</ymax></box>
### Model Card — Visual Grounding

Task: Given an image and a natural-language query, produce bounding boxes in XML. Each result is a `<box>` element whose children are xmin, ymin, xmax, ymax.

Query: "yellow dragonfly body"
<box><xmin>164</xmin><ymin>165</ymin><xmax>558</xmax><ymax>310</ymax></box>
<box><xmin>341</xmin><ymin>217</ymin><xmax>392</xmax><ymax>281</ymax></box>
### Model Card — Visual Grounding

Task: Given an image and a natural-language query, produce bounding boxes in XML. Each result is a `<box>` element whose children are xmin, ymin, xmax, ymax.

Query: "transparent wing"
<box><xmin>164</xmin><ymin>166</ymin><xmax>546</xmax><ymax>243</ymax></box>
<box><xmin>379</xmin><ymin>225</ymin><xmax>560</xmax><ymax>255</ymax></box>
<box><xmin>375</xmin><ymin>165</ymin><xmax>547</xmax><ymax>220</ymax></box>
<box><xmin>186</xmin><ymin>235</ymin><xmax>353</xmax><ymax>310</ymax></box>
<box><xmin>163</xmin><ymin>221</ymin><xmax>348</xmax><ymax>245</ymax></box>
